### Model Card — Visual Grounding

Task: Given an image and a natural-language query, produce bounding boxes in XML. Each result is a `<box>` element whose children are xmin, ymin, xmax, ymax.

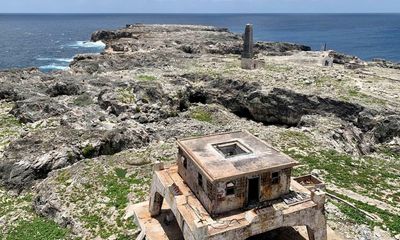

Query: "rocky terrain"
<box><xmin>0</xmin><ymin>24</ymin><xmax>399</xmax><ymax>240</ymax></box>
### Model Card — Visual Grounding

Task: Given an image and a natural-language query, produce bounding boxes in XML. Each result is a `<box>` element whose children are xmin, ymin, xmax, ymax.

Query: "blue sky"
<box><xmin>2</xmin><ymin>0</ymin><xmax>400</xmax><ymax>13</ymax></box>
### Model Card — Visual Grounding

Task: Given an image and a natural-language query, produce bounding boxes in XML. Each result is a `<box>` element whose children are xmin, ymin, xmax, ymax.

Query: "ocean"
<box><xmin>0</xmin><ymin>13</ymin><xmax>399</xmax><ymax>72</ymax></box>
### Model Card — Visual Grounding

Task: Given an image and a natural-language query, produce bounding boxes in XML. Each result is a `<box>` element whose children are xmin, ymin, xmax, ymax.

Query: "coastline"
<box><xmin>2</xmin><ymin>13</ymin><xmax>400</xmax><ymax>71</ymax></box>
<box><xmin>0</xmin><ymin>24</ymin><xmax>399</xmax><ymax>239</ymax></box>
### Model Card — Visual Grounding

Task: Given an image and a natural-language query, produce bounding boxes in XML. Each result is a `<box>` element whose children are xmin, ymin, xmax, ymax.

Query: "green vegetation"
<box><xmin>341</xmin><ymin>88</ymin><xmax>386</xmax><ymax>105</ymax></box>
<box><xmin>102</xmin><ymin>168</ymin><xmax>148</xmax><ymax>210</ymax></box>
<box><xmin>65</xmin><ymin>161</ymin><xmax>150</xmax><ymax>237</ymax></box>
<box><xmin>1</xmin><ymin>190</ymin><xmax>32</xmax><ymax>217</ymax></box>
<box><xmin>137</xmin><ymin>75</ymin><xmax>157</xmax><ymax>81</ymax></box>
<box><xmin>56</xmin><ymin>170</ymin><xmax>72</xmax><ymax>186</ymax></box>
<box><xmin>265</xmin><ymin>63</ymin><xmax>293</xmax><ymax>73</ymax></box>
<box><xmin>5</xmin><ymin>217</ymin><xmax>70</xmax><ymax>240</ymax></box>
<box><xmin>315</xmin><ymin>76</ymin><xmax>335</xmax><ymax>87</ymax></box>
<box><xmin>282</xmin><ymin>132</ymin><xmax>400</xmax><ymax>236</ymax></box>
<box><xmin>379</xmin><ymin>146</ymin><xmax>400</xmax><ymax>159</ymax></box>
<box><xmin>0</xmin><ymin>103</ymin><xmax>22</xmax><ymax>148</ymax></box>
<box><xmin>1</xmin><ymin>188</ymin><xmax>71</xmax><ymax>240</ymax></box>
<box><xmin>82</xmin><ymin>144</ymin><xmax>96</xmax><ymax>158</ymax></box>
<box><xmin>332</xmin><ymin>201</ymin><xmax>374</xmax><ymax>225</ymax></box>
<box><xmin>278</xmin><ymin>130</ymin><xmax>313</xmax><ymax>151</ymax></box>
<box><xmin>117</xmin><ymin>88</ymin><xmax>135</xmax><ymax>104</ymax></box>
<box><xmin>190</xmin><ymin>108</ymin><xmax>213</xmax><ymax>123</ymax></box>
<box><xmin>188</xmin><ymin>67</ymin><xmax>223</xmax><ymax>79</ymax></box>
<box><xmin>330</xmin><ymin>192</ymin><xmax>400</xmax><ymax>235</ymax></box>
<box><xmin>115</xmin><ymin>168</ymin><xmax>128</xmax><ymax>178</ymax></box>
<box><xmin>73</xmin><ymin>94</ymin><xmax>94</xmax><ymax>107</ymax></box>
<box><xmin>286</xmin><ymin>150</ymin><xmax>399</xmax><ymax>204</ymax></box>
<box><xmin>0</xmin><ymin>115</ymin><xmax>21</xmax><ymax>129</ymax></box>
<box><xmin>81</xmin><ymin>213</ymin><xmax>103</xmax><ymax>230</ymax></box>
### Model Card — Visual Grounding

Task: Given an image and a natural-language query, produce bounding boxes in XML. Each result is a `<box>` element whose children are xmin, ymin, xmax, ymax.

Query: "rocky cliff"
<box><xmin>0</xmin><ymin>24</ymin><xmax>399</xmax><ymax>240</ymax></box>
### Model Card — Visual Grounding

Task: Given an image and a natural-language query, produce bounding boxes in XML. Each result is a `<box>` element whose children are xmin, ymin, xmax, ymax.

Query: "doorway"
<box><xmin>247</xmin><ymin>177</ymin><xmax>260</xmax><ymax>206</ymax></box>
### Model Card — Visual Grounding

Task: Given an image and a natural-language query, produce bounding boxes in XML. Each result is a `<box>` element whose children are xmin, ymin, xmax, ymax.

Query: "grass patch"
<box><xmin>0</xmin><ymin>189</ymin><xmax>33</xmax><ymax>217</ymax></box>
<box><xmin>82</xmin><ymin>144</ymin><xmax>96</xmax><ymax>158</ymax></box>
<box><xmin>56</xmin><ymin>170</ymin><xmax>71</xmax><ymax>186</ymax></box>
<box><xmin>117</xmin><ymin>88</ymin><xmax>135</xmax><ymax>104</ymax></box>
<box><xmin>329</xmin><ymin>191</ymin><xmax>400</xmax><ymax>235</ymax></box>
<box><xmin>137</xmin><ymin>75</ymin><xmax>157</xmax><ymax>81</ymax></box>
<box><xmin>5</xmin><ymin>217</ymin><xmax>70</xmax><ymax>240</ymax></box>
<box><xmin>286</xmin><ymin>149</ymin><xmax>399</xmax><ymax>204</ymax></box>
<box><xmin>0</xmin><ymin>115</ymin><xmax>21</xmax><ymax>128</ymax></box>
<box><xmin>190</xmin><ymin>108</ymin><xmax>213</xmax><ymax>123</ymax></box>
<box><xmin>333</xmin><ymin>201</ymin><xmax>375</xmax><ymax>225</ymax></box>
<box><xmin>115</xmin><ymin>168</ymin><xmax>127</xmax><ymax>178</ymax></box>
<box><xmin>0</xmin><ymin>104</ymin><xmax>22</xmax><ymax>147</ymax></box>
<box><xmin>102</xmin><ymin>170</ymin><xmax>148</xmax><ymax>210</ymax></box>
<box><xmin>315</xmin><ymin>76</ymin><xmax>335</xmax><ymax>87</ymax></box>
<box><xmin>278</xmin><ymin>130</ymin><xmax>313</xmax><ymax>151</ymax></box>
<box><xmin>265</xmin><ymin>63</ymin><xmax>293</xmax><ymax>73</ymax></box>
<box><xmin>46</xmin><ymin>159</ymin><xmax>150</xmax><ymax>238</ymax></box>
<box><xmin>187</xmin><ymin>67</ymin><xmax>223</xmax><ymax>79</ymax></box>
<box><xmin>379</xmin><ymin>147</ymin><xmax>400</xmax><ymax>160</ymax></box>
<box><xmin>81</xmin><ymin>213</ymin><xmax>103</xmax><ymax>230</ymax></box>
<box><xmin>343</xmin><ymin>88</ymin><xmax>386</xmax><ymax>105</ymax></box>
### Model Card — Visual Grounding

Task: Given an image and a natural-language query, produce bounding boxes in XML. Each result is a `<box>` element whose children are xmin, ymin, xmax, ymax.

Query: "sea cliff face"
<box><xmin>0</xmin><ymin>24</ymin><xmax>399</xmax><ymax>239</ymax></box>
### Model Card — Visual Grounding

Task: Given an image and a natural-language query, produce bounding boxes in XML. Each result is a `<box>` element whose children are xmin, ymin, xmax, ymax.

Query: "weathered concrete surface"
<box><xmin>143</xmin><ymin>164</ymin><xmax>328</xmax><ymax>240</ymax></box>
<box><xmin>132</xmin><ymin>201</ymin><xmax>342</xmax><ymax>240</ymax></box>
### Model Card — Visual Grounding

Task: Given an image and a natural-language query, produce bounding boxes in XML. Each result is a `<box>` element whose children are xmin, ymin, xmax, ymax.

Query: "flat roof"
<box><xmin>177</xmin><ymin>131</ymin><xmax>298</xmax><ymax>181</ymax></box>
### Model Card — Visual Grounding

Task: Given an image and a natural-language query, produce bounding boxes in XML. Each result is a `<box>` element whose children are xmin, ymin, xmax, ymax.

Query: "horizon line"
<box><xmin>1</xmin><ymin>12</ymin><xmax>400</xmax><ymax>14</ymax></box>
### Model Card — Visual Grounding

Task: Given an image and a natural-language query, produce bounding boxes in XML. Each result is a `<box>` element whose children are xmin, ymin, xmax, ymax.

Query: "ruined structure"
<box><xmin>321</xmin><ymin>51</ymin><xmax>334</xmax><ymax>67</ymax></box>
<box><xmin>132</xmin><ymin>131</ymin><xmax>328</xmax><ymax>240</ymax></box>
<box><xmin>241</xmin><ymin>24</ymin><xmax>264</xmax><ymax>70</ymax></box>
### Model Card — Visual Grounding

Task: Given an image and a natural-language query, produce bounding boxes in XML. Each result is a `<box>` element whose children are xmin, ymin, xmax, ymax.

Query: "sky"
<box><xmin>2</xmin><ymin>0</ymin><xmax>400</xmax><ymax>13</ymax></box>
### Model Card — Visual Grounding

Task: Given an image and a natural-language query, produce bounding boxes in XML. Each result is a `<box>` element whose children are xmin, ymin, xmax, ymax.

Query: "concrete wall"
<box><xmin>177</xmin><ymin>148</ymin><xmax>292</xmax><ymax>216</ymax></box>
<box><xmin>212</xmin><ymin>168</ymin><xmax>292</xmax><ymax>215</ymax></box>
<box><xmin>260</xmin><ymin>168</ymin><xmax>292</xmax><ymax>202</ymax></box>
<box><xmin>177</xmin><ymin>149</ymin><xmax>214</xmax><ymax>214</ymax></box>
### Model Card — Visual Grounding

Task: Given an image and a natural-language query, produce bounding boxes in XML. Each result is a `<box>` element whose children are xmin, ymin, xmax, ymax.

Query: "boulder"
<box><xmin>10</xmin><ymin>97</ymin><xmax>70</xmax><ymax>123</ymax></box>
<box><xmin>0</xmin><ymin>126</ymin><xmax>149</xmax><ymax>191</ymax></box>
<box><xmin>46</xmin><ymin>82</ymin><xmax>82</xmax><ymax>97</ymax></box>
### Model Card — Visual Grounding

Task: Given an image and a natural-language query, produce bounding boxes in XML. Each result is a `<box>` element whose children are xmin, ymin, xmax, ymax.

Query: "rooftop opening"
<box><xmin>213</xmin><ymin>141</ymin><xmax>252</xmax><ymax>158</ymax></box>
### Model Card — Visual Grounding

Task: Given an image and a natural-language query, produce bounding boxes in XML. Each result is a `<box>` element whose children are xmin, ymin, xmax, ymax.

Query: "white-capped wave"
<box><xmin>39</xmin><ymin>64</ymin><xmax>69</xmax><ymax>71</ymax></box>
<box><xmin>37</xmin><ymin>57</ymin><xmax>74</xmax><ymax>62</ymax></box>
<box><xmin>67</xmin><ymin>41</ymin><xmax>106</xmax><ymax>49</ymax></box>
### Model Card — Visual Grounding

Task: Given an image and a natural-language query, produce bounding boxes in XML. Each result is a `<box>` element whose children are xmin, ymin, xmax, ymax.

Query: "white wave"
<box><xmin>37</xmin><ymin>57</ymin><xmax>74</xmax><ymax>62</ymax></box>
<box><xmin>67</xmin><ymin>41</ymin><xmax>106</xmax><ymax>49</ymax></box>
<box><xmin>39</xmin><ymin>64</ymin><xmax>69</xmax><ymax>71</ymax></box>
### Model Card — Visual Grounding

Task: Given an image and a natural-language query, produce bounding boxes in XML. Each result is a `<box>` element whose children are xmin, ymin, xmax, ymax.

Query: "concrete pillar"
<box><xmin>311</xmin><ymin>189</ymin><xmax>326</xmax><ymax>210</ymax></box>
<box><xmin>149</xmin><ymin>191</ymin><xmax>164</xmax><ymax>217</ymax></box>
<box><xmin>307</xmin><ymin>223</ymin><xmax>327</xmax><ymax>240</ymax></box>
<box><xmin>149</xmin><ymin>161</ymin><xmax>165</xmax><ymax>217</ymax></box>
<box><xmin>153</xmin><ymin>161</ymin><xmax>164</xmax><ymax>171</ymax></box>
<box><xmin>307</xmin><ymin>225</ymin><xmax>316</xmax><ymax>240</ymax></box>
<box><xmin>242</xmin><ymin>24</ymin><xmax>254</xmax><ymax>59</ymax></box>
<box><xmin>306</xmin><ymin>206</ymin><xmax>328</xmax><ymax>240</ymax></box>
<box><xmin>308</xmin><ymin>189</ymin><xmax>328</xmax><ymax>240</ymax></box>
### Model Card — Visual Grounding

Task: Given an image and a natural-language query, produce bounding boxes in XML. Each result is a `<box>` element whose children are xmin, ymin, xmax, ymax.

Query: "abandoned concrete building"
<box><xmin>132</xmin><ymin>131</ymin><xmax>328</xmax><ymax>240</ymax></box>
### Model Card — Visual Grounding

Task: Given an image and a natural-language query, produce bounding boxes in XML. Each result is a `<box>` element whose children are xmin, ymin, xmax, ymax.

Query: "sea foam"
<box><xmin>39</xmin><ymin>64</ymin><xmax>69</xmax><ymax>71</ymax></box>
<box><xmin>37</xmin><ymin>57</ymin><xmax>74</xmax><ymax>63</ymax></box>
<box><xmin>67</xmin><ymin>41</ymin><xmax>106</xmax><ymax>49</ymax></box>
